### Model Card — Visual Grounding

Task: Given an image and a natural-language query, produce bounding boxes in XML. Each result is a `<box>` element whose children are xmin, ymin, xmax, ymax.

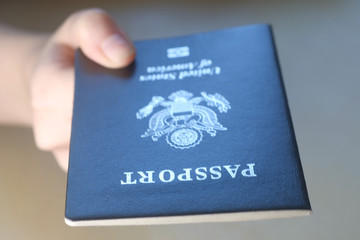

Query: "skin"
<box><xmin>0</xmin><ymin>8</ymin><xmax>136</xmax><ymax>171</ymax></box>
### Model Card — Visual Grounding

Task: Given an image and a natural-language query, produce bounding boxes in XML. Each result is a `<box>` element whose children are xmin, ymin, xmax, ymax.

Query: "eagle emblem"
<box><xmin>136</xmin><ymin>90</ymin><xmax>231</xmax><ymax>149</ymax></box>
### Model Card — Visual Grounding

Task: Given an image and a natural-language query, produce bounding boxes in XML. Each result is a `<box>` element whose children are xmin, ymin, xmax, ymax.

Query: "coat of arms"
<box><xmin>136</xmin><ymin>90</ymin><xmax>231</xmax><ymax>149</ymax></box>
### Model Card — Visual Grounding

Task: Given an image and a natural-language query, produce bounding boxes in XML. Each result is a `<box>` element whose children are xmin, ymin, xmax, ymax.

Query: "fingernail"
<box><xmin>101</xmin><ymin>34</ymin><xmax>134</xmax><ymax>64</ymax></box>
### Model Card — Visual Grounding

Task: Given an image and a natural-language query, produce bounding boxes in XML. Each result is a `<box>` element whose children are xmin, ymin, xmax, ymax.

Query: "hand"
<box><xmin>29</xmin><ymin>9</ymin><xmax>136</xmax><ymax>171</ymax></box>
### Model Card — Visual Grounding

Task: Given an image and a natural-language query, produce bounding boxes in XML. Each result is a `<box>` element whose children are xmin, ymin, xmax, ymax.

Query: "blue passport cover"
<box><xmin>65</xmin><ymin>24</ymin><xmax>311</xmax><ymax>225</ymax></box>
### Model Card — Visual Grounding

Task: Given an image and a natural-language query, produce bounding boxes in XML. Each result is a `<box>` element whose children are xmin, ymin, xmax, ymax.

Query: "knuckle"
<box><xmin>34</xmin><ymin>133</ymin><xmax>54</xmax><ymax>151</ymax></box>
<box><xmin>34</xmin><ymin>132</ymin><xmax>67</xmax><ymax>152</ymax></box>
<box><xmin>32</xmin><ymin>117</ymin><xmax>70</xmax><ymax>151</ymax></box>
<box><xmin>63</xmin><ymin>8</ymin><xmax>113</xmax><ymax>41</ymax></box>
<box><xmin>67</xmin><ymin>8</ymin><xmax>110</xmax><ymax>27</ymax></box>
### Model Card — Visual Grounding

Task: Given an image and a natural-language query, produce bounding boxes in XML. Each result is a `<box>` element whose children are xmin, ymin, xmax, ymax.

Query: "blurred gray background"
<box><xmin>0</xmin><ymin>0</ymin><xmax>359</xmax><ymax>239</ymax></box>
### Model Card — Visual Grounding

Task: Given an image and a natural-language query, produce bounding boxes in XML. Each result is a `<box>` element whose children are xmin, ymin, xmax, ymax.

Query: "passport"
<box><xmin>65</xmin><ymin>24</ymin><xmax>311</xmax><ymax>226</ymax></box>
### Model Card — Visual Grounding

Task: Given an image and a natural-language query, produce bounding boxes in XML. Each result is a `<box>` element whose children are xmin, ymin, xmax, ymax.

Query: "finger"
<box><xmin>52</xmin><ymin>8</ymin><xmax>135</xmax><ymax>69</ymax></box>
<box><xmin>53</xmin><ymin>147</ymin><xmax>70</xmax><ymax>172</ymax></box>
<box><xmin>31</xmin><ymin>69</ymin><xmax>73</xmax><ymax>151</ymax></box>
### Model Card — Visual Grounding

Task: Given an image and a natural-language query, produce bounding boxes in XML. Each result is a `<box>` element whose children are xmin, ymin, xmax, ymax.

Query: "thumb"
<box><xmin>53</xmin><ymin>8</ymin><xmax>135</xmax><ymax>68</ymax></box>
